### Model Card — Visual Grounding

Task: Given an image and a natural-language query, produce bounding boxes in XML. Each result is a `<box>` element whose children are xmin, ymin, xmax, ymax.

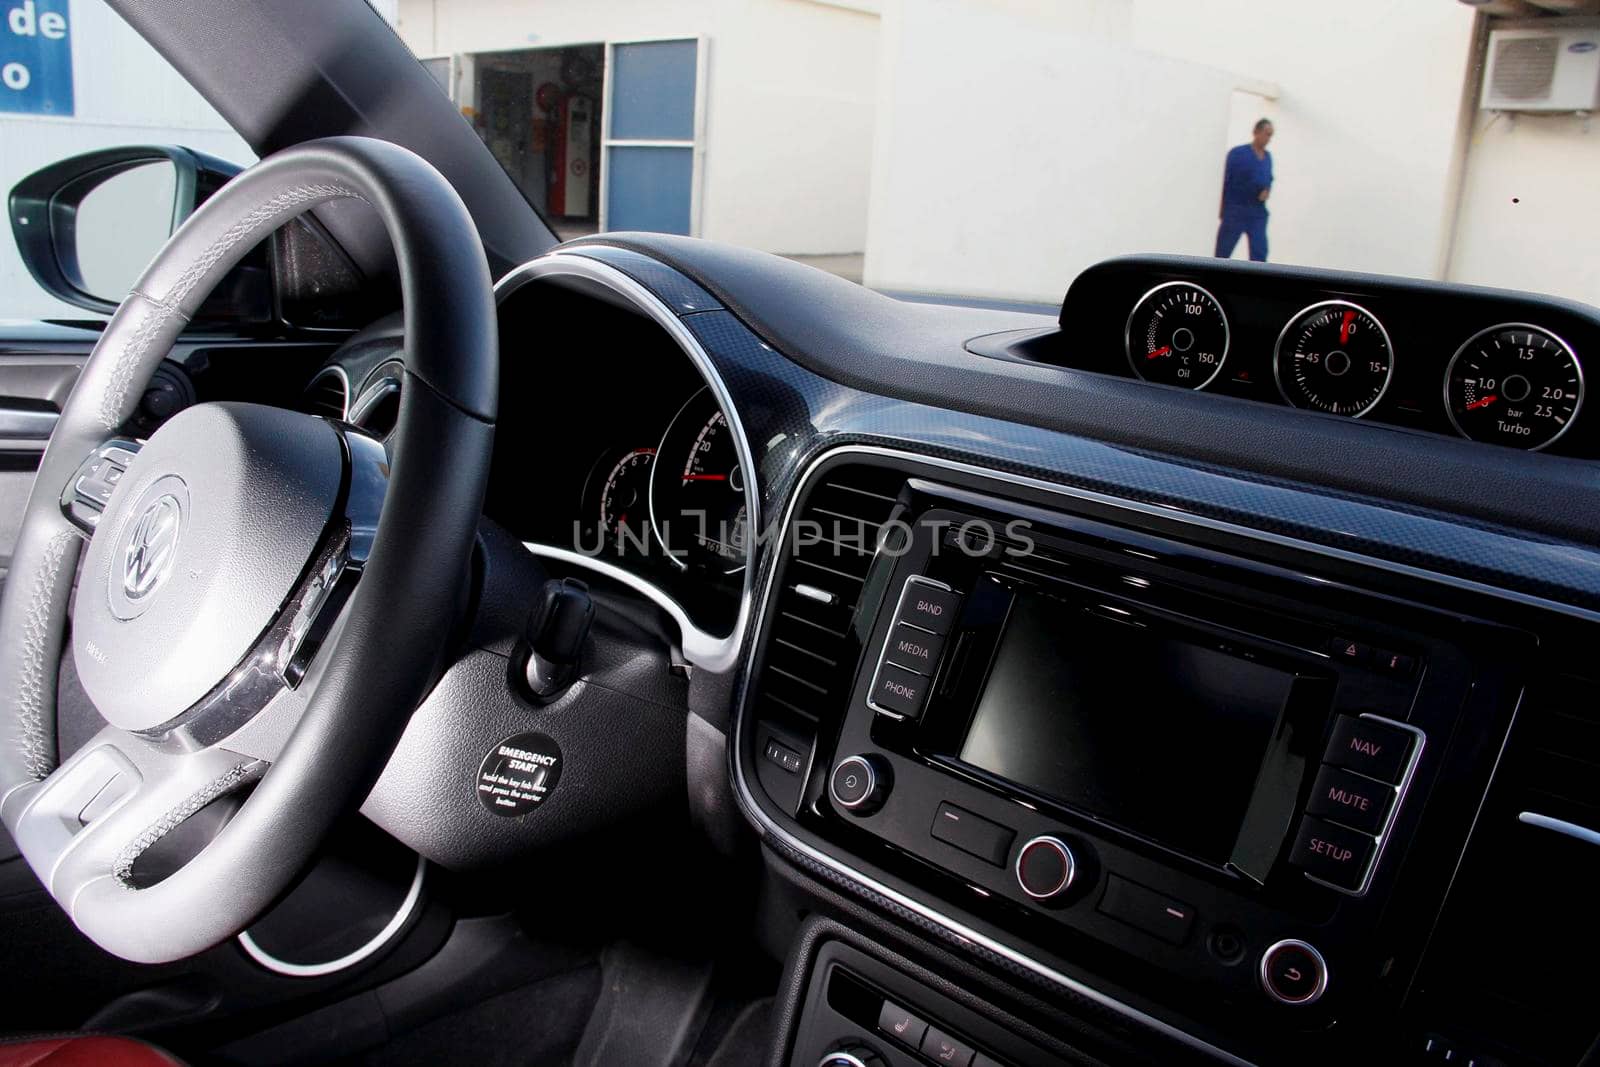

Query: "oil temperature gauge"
<box><xmin>1125</xmin><ymin>281</ymin><xmax>1230</xmax><ymax>389</ymax></box>
<box><xmin>1445</xmin><ymin>324</ymin><xmax>1583</xmax><ymax>451</ymax></box>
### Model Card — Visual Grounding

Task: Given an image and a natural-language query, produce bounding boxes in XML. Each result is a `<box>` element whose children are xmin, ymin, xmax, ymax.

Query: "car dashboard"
<box><xmin>292</xmin><ymin>242</ymin><xmax>1600</xmax><ymax>1067</ymax></box>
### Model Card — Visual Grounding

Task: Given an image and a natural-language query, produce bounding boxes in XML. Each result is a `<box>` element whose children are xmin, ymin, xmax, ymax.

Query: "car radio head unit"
<box><xmin>943</xmin><ymin>578</ymin><xmax>1322</xmax><ymax>874</ymax></box>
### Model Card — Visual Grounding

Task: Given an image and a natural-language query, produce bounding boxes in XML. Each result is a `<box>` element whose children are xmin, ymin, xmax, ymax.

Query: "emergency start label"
<box><xmin>476</xmin><ymin>731</ymin><xmax>563</xmax><ymax>817</ymax></box>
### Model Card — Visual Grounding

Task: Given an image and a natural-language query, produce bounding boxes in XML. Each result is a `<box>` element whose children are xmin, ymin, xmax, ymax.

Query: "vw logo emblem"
<box><xmin>123</xmin><ymin>494</ymin><xmax>182</xmax><ymax>600</ymax></box>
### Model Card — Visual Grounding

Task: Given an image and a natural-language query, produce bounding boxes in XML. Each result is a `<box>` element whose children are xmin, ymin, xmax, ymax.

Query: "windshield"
<box><xmin>2</xmin><ymin>2</ymin><xmax>1593</xmax><ymax>317</ymax></box>
<box><xmin>389</xmin><ymin>0</ymin><xmax>1594</xmax><ymax>310</ymax></box>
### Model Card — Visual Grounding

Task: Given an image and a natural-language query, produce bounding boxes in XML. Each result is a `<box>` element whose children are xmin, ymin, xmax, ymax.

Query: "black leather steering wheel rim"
<box><xmin>0</xmin><ymin>136</ymin><xmax>496</xmax><ymax>963</ymax></box>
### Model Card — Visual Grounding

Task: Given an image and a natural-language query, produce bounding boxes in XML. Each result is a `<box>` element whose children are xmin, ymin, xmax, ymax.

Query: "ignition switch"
<box><xmin>520</xmin><ymin>577</ymin><xmax>594</xmax><ymax>702</ymax></box>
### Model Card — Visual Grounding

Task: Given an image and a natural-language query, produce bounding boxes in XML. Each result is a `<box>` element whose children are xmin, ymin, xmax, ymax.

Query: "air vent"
<box><xmin>1490</xmin><ymin>34</ymin><xmax>1559</xmax><ymax>100</ymax></box>
<box><xmin>1411</xmin><ymin>675</ymin><xmax>1600</xmax><ymax>1064</ymax></box>
<box><xmin>301</xmin><ymin>368</ymin><xmax>349</xmax><ymax>420</ymax></box>
<box><xmin>752</xmin><ymin>465</ymin><xmax>905</xmax><ymax>731</ymax></box>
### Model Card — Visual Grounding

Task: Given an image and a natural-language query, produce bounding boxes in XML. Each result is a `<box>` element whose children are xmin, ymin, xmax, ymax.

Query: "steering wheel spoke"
<box><xmin>58</xmin><ymin>438</ymin><xmax>143</xmax><ymax>535</ymax></box>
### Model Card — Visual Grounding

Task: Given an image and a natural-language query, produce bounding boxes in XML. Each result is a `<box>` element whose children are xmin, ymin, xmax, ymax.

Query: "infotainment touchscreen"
<box><xmin>958</xmin><ymin>591</ymin><xmax>1295</xmax><ymax>865</ymax></box>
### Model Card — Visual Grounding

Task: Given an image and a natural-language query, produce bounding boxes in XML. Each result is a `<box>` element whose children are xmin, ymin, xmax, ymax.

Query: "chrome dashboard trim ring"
<box><xmin>236</xmin><ymin>854</ymin><xmax>425</xmax><ymax>978</ymax></box>
<box><xmin>495</xmin><ymin>252</ymin><xmax>759</xmax><ymax>675</ymax></box>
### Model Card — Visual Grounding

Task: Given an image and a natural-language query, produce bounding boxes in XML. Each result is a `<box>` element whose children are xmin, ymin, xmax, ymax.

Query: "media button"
<box><xmin>1289</xmin><ymin>816</ymin><xmax>1374</xmax><ymax>891</ymax></box>
<box><xmin>897</xmin><ymin>578</ymin><xmax>961</xmax><ymax>636</ymax></box>
<box><xmin>1305</xmin><ymin>764</ymin><xmax>1393</xmax><ymax>835</ymax></box>
<box><xmin>1324</xmin><ymin>715</ymin><xmax>1412</xmax><ymax>783</ymax></box>
<box><xmin>886</xmin><ymin>623</ymin><xmax>944</xmax><ymax>675</ymax></box>
<box><xmin>869</xmin><ymin>662</ymin><xmax>931</xmax><ymax>719</ymax></box>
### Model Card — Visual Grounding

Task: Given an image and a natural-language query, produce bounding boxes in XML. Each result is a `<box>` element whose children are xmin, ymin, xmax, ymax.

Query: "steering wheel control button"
<box><xmin>931</xmin><ymin>802</ymin><xmax>1015</xmax><ymax>867</ymax></box>
<box><xmin>1097</xmin><ymin>874</ymin><xmax>1195</xmax><ymax>946</ymax></box>
<box><xmin>830</xmin><ymin>755</ymin><xmax>889</xmax><ymax>814</ymax></box>
<box><xmin>1289</xmin><ymin>816</ymin><xmax>1375</xmax><ymax>891</ymax></box>
<box><xmin>919</xmin><ymin>1026</ymin><xmax>976</xmax><ymax>1067</ymax></box>
<box><xmin>877</xmin><ymin>999</ymin><xmax>929</xmax><ymax>1049</ymax></box>
<box><xmin>1305</xmin><ymin>764</ymin><xmax>1394</xmax><ymax>835</ymax></box>
<box><xmin>886</xmin><ymin>623</ymin><xmax>944</xmax><ymax>674</ymax></box>
<box><xmin>1015</xmin><ymin>835</ymin><xmax>1076</xmax><ymax>900</ymax></box>
<box><xmin>476</xmin><ymin>731</ymin><xmax>564</xmax><ymax>817</ymax></box>
<box><xmin>1325</xmin><ymin>715</ymin><xmax>1412</xmax><ymax>783</ymax></box>
<box><xmin>895</xmin><ymin>578</ymin><xmax>962</xmax><ymax>636</ymax></box>
<box><xmin>1260</xmin><ymin>939</ymin><xmax>1329</xmax><ymax>1006</ymax></box>
<box><xmin>868</xmin><ymin>662</ymin><xmax>931</xmax><ymax>720</ymax></box>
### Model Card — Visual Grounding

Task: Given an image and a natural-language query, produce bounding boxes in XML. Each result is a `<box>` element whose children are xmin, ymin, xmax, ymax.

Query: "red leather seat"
<box><xmin>0</xmin><ymin>1037</ymin><xmax>183</xmax><ymax>1067</ymax></box>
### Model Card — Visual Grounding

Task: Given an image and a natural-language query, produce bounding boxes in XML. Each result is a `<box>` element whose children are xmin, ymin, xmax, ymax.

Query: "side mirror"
<box><xmin>7</xmin><ymin>145</ymin><xmax>270</xmax><ymax>320</ymax></box>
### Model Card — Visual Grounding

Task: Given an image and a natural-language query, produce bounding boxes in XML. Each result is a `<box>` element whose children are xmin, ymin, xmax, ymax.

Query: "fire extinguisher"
<box><xmin>543</xmin><ymin>84</ymin><xmax>594</xmax><ymax>218</ymax></box>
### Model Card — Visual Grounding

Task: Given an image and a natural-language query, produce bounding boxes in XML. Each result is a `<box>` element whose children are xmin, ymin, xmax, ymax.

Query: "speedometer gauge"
<box><xmin>1125</xmin><ymin>281</ymin><xmax>1230</xmax><ymax>389</ymax></box>
<box><xmin>1274</xmin><ymin>300</ymin><xmax>1394</xmax><ymax>417</ymax></box>
<box><xmin>1445</xmin><ymin>324</ymin><xmax>1583</xmax><ymax>451</ymax></box>
<box><xmin>650</xmin><ymin>388</ymin><xmax>749</xmax><ymax>574</ymax></box>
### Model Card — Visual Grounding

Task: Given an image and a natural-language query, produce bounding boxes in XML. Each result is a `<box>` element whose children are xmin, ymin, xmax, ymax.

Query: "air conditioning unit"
<box><xmin>1481</xmin><ymin>27</ymin><xmax>1600</xmax><ymax>110</ymax></box>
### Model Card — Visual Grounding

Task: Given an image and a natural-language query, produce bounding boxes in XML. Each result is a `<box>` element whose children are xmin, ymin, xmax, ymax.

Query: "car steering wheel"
<box><xmin>0</xmin><ymin>137</ymin><xmax>497</xmax><ymax>963</ymax></box>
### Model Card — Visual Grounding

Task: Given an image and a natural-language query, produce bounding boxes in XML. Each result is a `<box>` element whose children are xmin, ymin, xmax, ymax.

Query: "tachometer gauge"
<box><xmin>650</xmin><ymin>388</ymin><xmax>749</xmax><ymax>574</ymax></box>
<box><xmin>598</xmin><ymin>448</ymin><xmax>656</xmax><ymax>549</ymax></box>
<box><xmin>1274</xmin><ymin>300</ymin><xmax>1394</xmax><ymax>417</ymax></box>
<box><xmin>1125</xmin><ymin>281</ymin><xmax>1230</xmax><ymax>389</ymax></box>
<box><xmin>1445</xmin><ymin>324</ymin><xmax>1583</xmax><ymax>451</ymax></box>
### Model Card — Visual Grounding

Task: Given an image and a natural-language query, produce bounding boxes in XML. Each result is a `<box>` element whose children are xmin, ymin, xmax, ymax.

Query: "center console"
<box><xmin>738</xmin><ymin>451</ymin><xmax>1576</xmax><ymax>1066</ymax></box>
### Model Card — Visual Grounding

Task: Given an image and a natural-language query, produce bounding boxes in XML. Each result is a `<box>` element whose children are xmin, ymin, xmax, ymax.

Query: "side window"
<box><xmin>1</xmin><ymin>0</ymin><xmax>253</xmax><ymax>319</ymax></box>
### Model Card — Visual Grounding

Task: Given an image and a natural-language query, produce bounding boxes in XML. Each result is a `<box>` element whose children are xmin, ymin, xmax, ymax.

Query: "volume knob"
<box><xmin>829</xmin><ymin>754</ymin><xmax>889</xmax><ymax>815</ymax></box>
<box><xmin>1015</xmin><ymin>835</ymin><xmax>1077</xmax><ymax>900</ymax></box>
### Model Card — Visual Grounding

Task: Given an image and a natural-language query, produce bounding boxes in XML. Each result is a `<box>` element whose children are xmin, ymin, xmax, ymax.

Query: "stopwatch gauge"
<box><xmin>1125</xmin><ymin>281</ymin><xmax>1231</xmax><ymax>389</ymax></box>
<box><xmin>1274</xmin><ymin>300</ymin><xmax>1394</xmax><ymax>417</ymax></box>
<box><xmin>1445</xmin><ymin>323</ymin><xmax>1583</xmax><ymax>451</ymax></box>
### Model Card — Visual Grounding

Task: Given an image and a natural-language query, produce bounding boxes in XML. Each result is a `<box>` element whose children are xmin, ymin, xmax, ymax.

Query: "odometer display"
<box><xmin>1124</xmin><ymin>281</ymin><xmax>1230</xmax><ymax>389</ymax></box>
<box><xmin>1274</xmin><ymin>300</ymin><xmax>1394</xmax><ymax>417</ymax></box>
<box><xmin>1445</xmin><ymin>324</ymin><xmax>1583</xmax><ymax>451</ymax></box>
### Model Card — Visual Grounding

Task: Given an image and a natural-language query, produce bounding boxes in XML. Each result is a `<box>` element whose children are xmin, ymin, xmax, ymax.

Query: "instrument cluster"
<box><xmin>1055</xmin><ymin>257</ymin><xmax>1600</xmax><ymax>456</ymax></box>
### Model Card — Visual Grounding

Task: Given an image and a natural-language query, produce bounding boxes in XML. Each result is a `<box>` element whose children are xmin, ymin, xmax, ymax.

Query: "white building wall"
<box><xmin>1</xmin><ymin>0</ymin><xmax>252</xmax><ymax>320</ymax></box>
<box><xmin>863</xmin><ymin>0</ymin><xmax>1242</xmax><ymax>302</ymax></box>
<box><xmin>864</xmin><ymin>0</ymin><xmax>1479</xmax><ymax>301</ymax></box>
<box><xmin>1447</xmin><ymin>103</ymin><xmax>1600</xmax><ymax>307</ymax></box>
<box><xmin>394</xmin><ymin>0</ymin><xmax>881</xmax><ymax>256</ymax></box>
<box><xmin>1131</xmin><ymin>0</ymin><xmax>1478</xmax><ymax>282</ymax></box>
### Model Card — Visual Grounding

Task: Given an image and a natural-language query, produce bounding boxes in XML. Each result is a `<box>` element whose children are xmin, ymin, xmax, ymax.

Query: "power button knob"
<box><xmin>830</xmin><ymin>755</ymin><xmax>889</xmax><ymax>815</ymax></box>
<box><xmin>1260</xmin><ymin>939</ymin><xmax>1329</xmax><ymax>1005</ymax></box>
<box><xmin>1014</xmin><ymin>835</ymin><xmax>1076</xmax><ymax>900</ymax></box>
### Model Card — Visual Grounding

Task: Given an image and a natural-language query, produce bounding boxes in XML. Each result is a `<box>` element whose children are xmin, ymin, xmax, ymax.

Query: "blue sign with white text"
<box><xmin>1</xmin><ymin>0</ymin><xmax>73</xmax><ymax>116</ymax></box>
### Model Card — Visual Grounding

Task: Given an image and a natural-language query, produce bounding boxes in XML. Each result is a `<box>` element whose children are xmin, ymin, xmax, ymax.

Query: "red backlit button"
<box><xmin>1305</xmin><ymin>764</ymin><xmax>1394</xmax><ymax>835</ymax></box>
<box><xmin>1289</xmin><ymin>816</ymin><xmax>1374</xmax><ymax>891</ymax></box>
<box><xmin>1324</xmin><ymin>715</ymin><xmax>1412</xmax><ymax>784</ymax></box>
<box><xmin>1260</xmin><ymin>939</ymin><xmax>1328</xmax><ymax>1006</ymax></box>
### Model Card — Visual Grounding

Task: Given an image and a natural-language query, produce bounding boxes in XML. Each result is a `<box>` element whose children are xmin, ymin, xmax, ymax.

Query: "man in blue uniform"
<box><xmin>1216</xmin><ymin>118</ymin><xmax>1274</xmax><ymax>261</ymax></box>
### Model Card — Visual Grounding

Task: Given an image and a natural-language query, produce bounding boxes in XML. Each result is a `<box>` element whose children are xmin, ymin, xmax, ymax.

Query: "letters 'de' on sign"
<box><xmin>2</xmin><ymin>0</ymin><xmax>73</xmax><ymax>116</ymax></box>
